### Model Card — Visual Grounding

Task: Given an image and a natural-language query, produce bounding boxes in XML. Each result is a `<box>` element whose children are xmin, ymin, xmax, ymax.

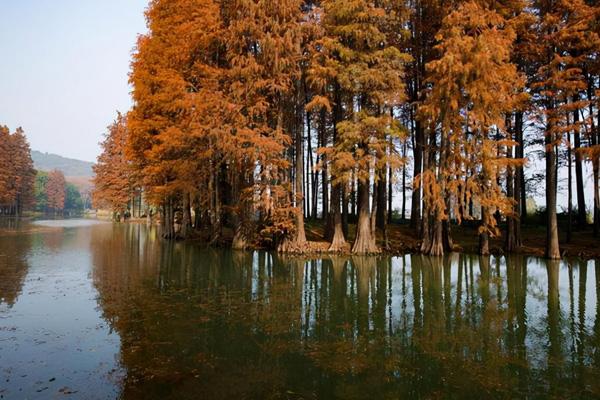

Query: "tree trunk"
<box><xmin>350</xmin><ymin>172</ymin><xmax>356</xmax><ymax>219</ymax></box>
<box><xmin>506</xmin><ymin>171</ymin><xmax>520</xmax><ymax>252</ymax></box>
<box><xmin>596</xmin><ymin>88</ymin><xmax>600</xmax><ymax>235</ymax></box>
<box><xmin>352</xmin><ymin>179</ymin><xmax>379</xmax><ymax>254</ymax></box>
<box><xmin>320</xmin><ymin>110</ymin><xmax>329</xmax><ymax>220</ymax></box>
<box><xmin>280</xmin><ymin>121</ymin><xmax>307</xmax><ymax>252</ymax></box>
<box><xmin>162</xmin><ymin>198</ymin><xmax>175</xmax><ymax>240</ymax></box>
<box><xmin>506</xmin><ymin>114</ymin><xmax>522</xmax><ymax>252</ymax></box>
<box><xmin>389</xmin><ymin>162</ymin><xmax>394</xmax><ymax>224</ymax></box>
<box><xmin>420</xmin><ymin>214</ymin><xmax>431</xmax><ymax>253</ymax></box>
<box><xmin>411</xmin><ymin>120</ymin><xmax>423</xmax><ymax>231</ymax></box>
<box><xmin>371</xmin><ymin>178</ymin><xmax>378</xmax><ymax>234</ymax></box>
<box><xmin>232</xmin><ymin>223</ymin><xmax>248</xmax><ymax>250</ymax></box>
<box><xmin>194</xmin><ymin>205</ymin><xmax>201</xmax><ymax>230</ymax></box>
<box><xmin>303</xmin><ymin>80</ymin><xmax>315</xmax><ymax>220</ymax></box>
<box><xmin>443</xmin><ymin>219</ymin><xmax>453</xmax><ymax>252</ymax></box>
<box><xmin>401</xmin><ymin>140</ymin><xmax>407</xmax><ymax>221</ymax></box>
<box><xmin>594</xmin><ymin>158</ymin><xmax>600</xmax><ymax>237</ymax></box>
<box><xmin>328</xmin><ymin>184</ymin><xmax>347</xmax><ymax>252</ymax></box>
<box><xmin>376</xmin><ymin>173</ymin><xmax>387</xmax><ymax>230</ymax></box>
<box><xmin>295</xmin><ymin>122</ymin><xmax>307</xmax><ymax>246</ymax></box>
<box><xmin>232</xmin><ymin>172</ymin><xmax>251</xmax><ymax>250</ymax></box>
<box><xmin>480</xmin><ymin>206</ymin><xmax>490</xmax><ymax>256</ymax></box>
<box><xmin>573</xmin><ymin>98</ymin><xmax>586</xmax><ymax>228</ymax></box>
<box><xmin>506</xmin><ymin>156</ymin><xmax>517</xmax><ymax>252</ymax></box>
<box><xmin>567</xmin><ymin>129</ymin><xmax>573</xmax><ymax>244</ymax></box>
<box><xmin>342</xmin><ymin>186</ymin><xmax>349</xmax><ymax>238</ymax></box>
<box><xmin>181</xmin><ymin>193</ymin><xmax>191</xmax><ymax>239</ymax></box>
<box><xmin>419</xmin><ymin>130</ymin><xmax>431</xmax><ymax>253</ymax></box>
<box><xmin>383</xmin><ymin>204</ymin><xmax>389</xmax><ymax>249</ymax></box>
<box><xmin>428</xmin><ymin>217</ymin><xmax>444</xmax><ymax>256</ymax></box>
<box><xmin>515</xmin><ymin>112</ymin><xmax>527</xmax><ymax>224</ymax></box>
<box><xmin>546</xmin><ymin>137</ymin><xmax>560</xmax><ymax>259</ymax></box>
<box><xmin>212</xmin><ymin>169</ymin><xmax>221</xmax><ymax>243</ymax></box>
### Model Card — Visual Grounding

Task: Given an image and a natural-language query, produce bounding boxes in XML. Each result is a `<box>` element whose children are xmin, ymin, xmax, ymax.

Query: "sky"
<box><xmin>0</xmin><ymin>0</ymin><xmax>148</xmax><ymax>162</ymax></box>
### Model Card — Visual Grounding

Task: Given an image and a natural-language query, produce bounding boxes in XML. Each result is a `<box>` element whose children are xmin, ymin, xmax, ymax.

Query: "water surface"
<box><xmin>1</xmin><ymin>221</ymin><xmax>600</xmax><ymax>399</ymax></box>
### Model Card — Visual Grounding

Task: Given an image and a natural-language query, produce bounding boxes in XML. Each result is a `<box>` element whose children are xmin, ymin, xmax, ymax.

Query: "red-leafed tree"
<box><xmin>419</xmin><ymin>1</ymin><xmax>525</xmax><ymax>256</ymax></box>
<box><xmin>93</xmin><ymin>113</ymin><xmax>136</xmax><ymax>221</ymax></box>
<box><xmin>0</xmin><ymin>125</ymin><xmax>36</xmax><ymax>216</ymax></box>
<box><xmin>46</xmin><ymin>169</ymin><xmax>66</xmax><ymax>214</ymax></box>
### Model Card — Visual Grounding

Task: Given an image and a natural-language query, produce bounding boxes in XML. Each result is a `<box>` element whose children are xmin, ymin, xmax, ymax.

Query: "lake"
<box><xmin>1</xmin><ymin>220</ymin><xmax>600</xmax><ymax>399</ymax></box>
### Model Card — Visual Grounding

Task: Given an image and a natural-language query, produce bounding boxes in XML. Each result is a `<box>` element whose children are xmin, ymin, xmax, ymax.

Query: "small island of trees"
<box><xmin>82</xmin><ymin>0</ymin><xmax>599</xmax><ymax>259</ymax></box>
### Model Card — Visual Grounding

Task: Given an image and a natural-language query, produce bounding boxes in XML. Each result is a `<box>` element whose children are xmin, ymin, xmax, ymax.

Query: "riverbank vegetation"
<box><xmin>92</xmin><ymin>0</ymin><xmax>600</xmax><ymax>258</ymax></box>
<box><xmin>0</xmin><ymin>125</ymin><xmax>86</xmax><ymax>217</ymax></box>
<box><xmin>34</xmin><ymin>170</ymin><xmax>85</xmax><ymax>215</ymax></box>
<box><xmin>0</xmin><ymin>125</ymin><xmax>35</xmax><ymax>216</ymax></box>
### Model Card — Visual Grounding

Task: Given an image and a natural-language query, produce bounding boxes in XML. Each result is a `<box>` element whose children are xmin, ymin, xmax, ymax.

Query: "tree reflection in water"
<box><xmin>0</xmin><ymin>223</ymin><xmax>32</xmax><ymax>307</ymax></box>
<box><xmin>90</xmin><ymin>224</ymin><xmax>600</xmax><ymax>399</ymax></box>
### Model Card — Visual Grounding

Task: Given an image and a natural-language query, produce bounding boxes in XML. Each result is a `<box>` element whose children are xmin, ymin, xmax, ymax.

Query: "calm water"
<box><xmin>1</xmin><ymin>220</ymin><xmax>600</xmax><ymax>399</ymax></box>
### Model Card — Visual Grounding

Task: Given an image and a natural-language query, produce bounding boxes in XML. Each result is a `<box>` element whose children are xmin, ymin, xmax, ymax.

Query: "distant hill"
<box><xmin>31</xmin><ymin>150</ymin><xmax>95</xmax><ymax>178</ymax></box>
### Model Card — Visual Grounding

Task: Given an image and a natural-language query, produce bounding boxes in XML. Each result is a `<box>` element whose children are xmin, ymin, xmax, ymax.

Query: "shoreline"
<box><xmin>3</xmin><ymin>216</ymin><xmax>600</xmax><ymax>261</ymax></box>
<box><xmin>186</xmin><ymin>220</ymin><xmax>600</xmax><ymax>261</ymax></box>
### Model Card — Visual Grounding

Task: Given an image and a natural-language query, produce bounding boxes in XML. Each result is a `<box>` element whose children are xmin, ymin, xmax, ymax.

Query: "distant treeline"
<box><xmin>1</xmin><ymin>125</ymin><xmax>85</xmax><ymax>217</ymax></box>
<box><xmin>34</xmin><ymin>170</ymin><xmax>85</xmax><ymax>215</ymax></box>
<box><xmin>0</xmin><ymin>126</ymin><xmax>35</xmax><ymax>216</ymax></box>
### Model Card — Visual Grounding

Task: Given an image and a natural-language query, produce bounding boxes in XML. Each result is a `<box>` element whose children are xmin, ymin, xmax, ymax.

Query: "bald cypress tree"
<box><xmin>532</xmin><ymin>0</ymin><xmax>597</xmax><ymax>258</ymax></box>
<box><xmin>420</xmin><ymin>1</ymin><xmax>525</xmax><ymax>256</ymax></box>
<box><xmin>93</xmin><ymin>114</ymin><xmax>135</xmax><ymax>221</ymax></box>
<box><xmin>311</xmin><ymin>0</ymin><xmax>409</xmax><ymax>254</ymax></box>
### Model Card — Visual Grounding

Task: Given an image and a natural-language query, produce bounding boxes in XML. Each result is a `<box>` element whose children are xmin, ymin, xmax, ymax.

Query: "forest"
<box><xmin>0</xmin><ymin>125</ymin><xmax>84</xmax><ymax>216</ymax></box>
<box><xmin>92</xmin><ymin>0</ymin><xmax>600</xmax><ymax>259</ymax></box>
<box><xmin>0</xmin><ymin>125</ymin><xmax>36</xmax><ymax>216</ymax></box>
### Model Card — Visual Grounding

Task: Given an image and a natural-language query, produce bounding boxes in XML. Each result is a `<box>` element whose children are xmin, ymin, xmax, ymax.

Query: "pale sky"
<box><xmin>0</xmin><ymin>0</ymin><xmax>147</xmax><ymax>162</ymax></box>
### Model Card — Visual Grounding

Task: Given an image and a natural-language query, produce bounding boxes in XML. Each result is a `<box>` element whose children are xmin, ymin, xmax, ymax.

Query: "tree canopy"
<box><xmin>91</xmin><ymin>0</ymin><xmax>600</xmax><ymax>258</ymax></box>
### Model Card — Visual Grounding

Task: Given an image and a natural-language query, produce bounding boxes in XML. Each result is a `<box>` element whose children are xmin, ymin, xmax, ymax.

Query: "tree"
<box><xmin>406</xmin><ymin>0</ymin><xmax>448</xmax><ymax>234</ymax></box>
<box><xmin>93</xmin><ymin>114</ymin><xmax>136</xmax><ymax>221</ymax></box>
<box><xmin>34</xmin><ymin>171</ymin><xmax>49</xmax><ymax>212</ymax></box>
<box><xmin>65</xmin><ymin>184</ymin><xmax>84</xmax><ymax>212</ymax></box>
<box><xmin>532</xmin><ymin>0</ymin><xmax>597</xmax><ymax>258</ymax></box>
<box><xmin>419</xmin><ymin>1</ymin><xmax>525</xmax><ymax>256</ymax></box>
<box><xmin>46</xmin><ymin>169</ymin><xmax>66</xmax><ymax>214</ymax></box>
<box><xmin>311</xmin><ymin>0</ymin><xmax>409</xmax><ymax>254</ymax></box>
<box><xmin>127</xmin><ymin>0</ymin><xmax>223</xmax><ymax>239</ymax></box>
<box><xmin>221</xmin><ymin>0</ymin><xmax>305</xmax><ymax>251</ymax></box>
<box><xmin>0</xmin><ymin>125</ymin><xmax>35</xmax><ymax>216</ymax></box>
<box><xmin>92</xmin><ymin>0</ymin><xmax>600</xmax><ymax>257</ymax></box>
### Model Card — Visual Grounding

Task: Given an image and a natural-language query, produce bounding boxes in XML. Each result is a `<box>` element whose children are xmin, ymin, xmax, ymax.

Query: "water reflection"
<box><xmin>0</xmin><ymin>221</ymin><xmax>121</xmax><ymax>399</ymax></box>
<box><xmin>87</xmin><ymin>225</ymin><xmax>600</xmax><ymax>399</ymax></box>
<box><xmin>0</xmin><ymin>228</ymin><xmax>31</xmax><ymax>307</ymax></box>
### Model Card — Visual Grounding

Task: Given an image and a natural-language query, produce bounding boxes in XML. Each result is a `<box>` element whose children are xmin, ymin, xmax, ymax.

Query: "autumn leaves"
<box><xmin>0</xmin><ymin>126</ymin><xmax>35</xmax><ymax>216</ymax></box>
<box><xmin>92</xmin><ymin>0</ymin><xmax>600</xmax><ymax>258</ymax></box>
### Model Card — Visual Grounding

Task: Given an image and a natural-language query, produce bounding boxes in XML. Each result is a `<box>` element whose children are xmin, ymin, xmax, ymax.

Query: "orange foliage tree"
<box><xmin>308</xmin><ymin>0</ymin><xmax>409</xmax><ymax>254</ymax></box>
<box><xmin>0</xmin><ymin>125</ymin><xmax>36</xmax><ymax>216</ymax></box>
<box><xmin>419</xmin><ymin>1</ymin><xmax>526</xmax><ymax>256</ymax></box>
<box><xmin>46</xmin><ymin>169</ymin><xmax>66</xmax><ymax>214</ymax></box>
<box><xmin>531</xmin><ymin>0</ymin><xmax>599</xmax><ymax>258</ymax></box>
<box><xmin>220</xmin><ymin>0</ymin><xmax>304</xmax><ymax>251</ymax></box>
<box><xmin>93</xmin><ymin>113</ymin><xmax>136</xmax><ymax>220</ymax></box>
<box><xmin>89</xmin><ymin>0</ymin><xmax>600</xmax><ymax>259</ymax></box>
<box><xmin>127</xmin><ymin>0</ymin><xmax>223</xmax><ymax>239</ymax></box>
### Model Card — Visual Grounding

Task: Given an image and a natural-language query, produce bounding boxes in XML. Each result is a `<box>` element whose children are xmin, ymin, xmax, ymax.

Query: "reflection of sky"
<box><xmin>0</xmin><ymin>226</ymin><xmax>122</xmax><ymax>398</ymax></box>
<box><xmin>33</xmin><ymin>219</ymin><xmax>110</xmax><ymax>228</ymax></box>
